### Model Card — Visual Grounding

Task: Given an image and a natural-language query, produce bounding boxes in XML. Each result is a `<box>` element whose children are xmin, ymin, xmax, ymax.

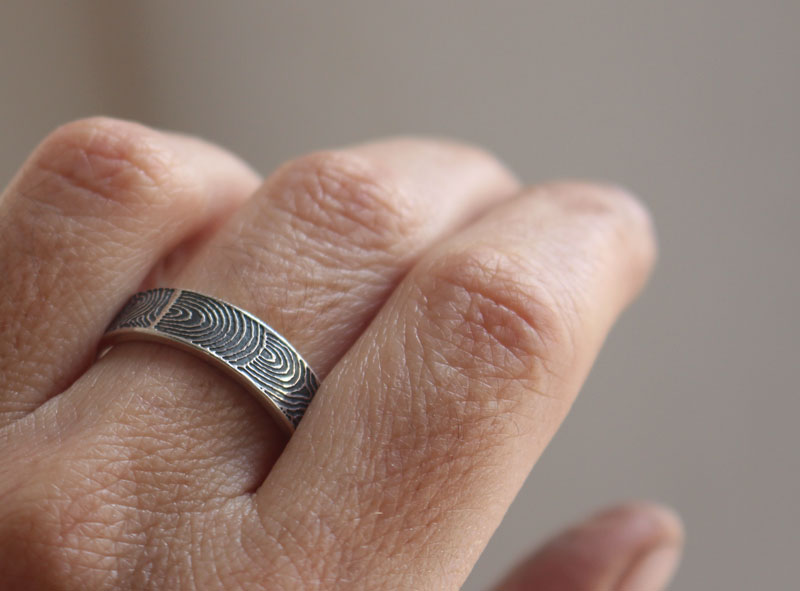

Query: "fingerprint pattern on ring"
<box><xmin>154</xmin><ymin>290</ymin><xmax>317</xmax><ymax>427</ymax></box>
<box><xmin>104</xmin><ymin>289</ymin><xmax>317</xmax><ymax>428</ymax></box>
<box><xmin>108</xmin><ymin>288</ymin><xmax>175</xmax><ymax>330</ymax></box>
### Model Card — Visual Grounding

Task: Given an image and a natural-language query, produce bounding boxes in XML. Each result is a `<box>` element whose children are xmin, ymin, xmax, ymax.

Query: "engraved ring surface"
<box><xmin>100</xmin><ymin>289</ymin><xmax>319</xmax><ymax>433</ymax></box>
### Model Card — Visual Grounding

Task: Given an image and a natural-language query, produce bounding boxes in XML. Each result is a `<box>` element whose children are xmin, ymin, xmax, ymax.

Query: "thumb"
<box><xmin>489</xmin><ymin>502</ymin><xmax>684</xmax><ymax>591</ymax></box>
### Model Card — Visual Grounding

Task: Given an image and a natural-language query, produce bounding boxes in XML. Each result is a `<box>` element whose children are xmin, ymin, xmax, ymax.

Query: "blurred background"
<box><xmin>1</xmin><ymin>2</ymin><xmax>797</xmax><ymax>589</ymax></box>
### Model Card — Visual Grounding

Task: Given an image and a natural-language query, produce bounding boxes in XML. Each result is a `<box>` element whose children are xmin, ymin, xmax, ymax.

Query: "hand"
<box><xmin>0</xmin><ymin>118</ymin><xmax>681</xmax><ymax>590</ymax></box>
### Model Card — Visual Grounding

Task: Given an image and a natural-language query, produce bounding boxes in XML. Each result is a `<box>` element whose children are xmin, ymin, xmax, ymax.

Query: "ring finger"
<box><xmin>55</xmin><ymin>137</ymin><xmax>520</xmax><ymax>495</ymax></box>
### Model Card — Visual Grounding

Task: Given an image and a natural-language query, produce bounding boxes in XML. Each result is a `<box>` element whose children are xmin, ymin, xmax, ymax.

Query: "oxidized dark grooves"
<box><xmin>104</xmin><ymin>289</ymin><xmax>318</xmax><ymax>430</ymax></box>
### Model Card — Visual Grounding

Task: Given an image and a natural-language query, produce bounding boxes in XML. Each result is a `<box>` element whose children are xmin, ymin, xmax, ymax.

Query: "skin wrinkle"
<box><xmin>221</xmin><ymin>505</ymin><xmax>259</xmax><ymax>585</ymax></box>
<box><xmin>24</xmin><ymin>119</ymin><xmax>187</xmax><ymax>215</ymax></box>
<box><xmin>441</xmin><ymin>245</ymin><xmax>594</xmax><ymax>393</ymax></box>
<box><xmin>2</xmin><ymin>402</ymin><xmax>218</xmax><ymax>587</ymax></box>
<box><xmin>292</xmin><ymin>303</ymin><xmax>525</xmax><ymax>587</ymax></box>
<box><xmin>223</xmin><ymin>228</ymin><xmax>385</xmax><ymax>337</ymax></box>
<box><xmin>30</xmin><ymin>156</ymin><xmax>159</xmax><ymax>217</ymax></box>
<box><xmin>82</xmin><ymin>345</ymin><xmax>278</xmax><ymax>500</ymax></box>
<box><xmin>266</xmin><ymin>151</ymin><xmax>418</xmax><ymax>250</ymax></box>
<box><xmin>283</xmin><ymin>451</ymin><xmax>382</xmax><ymax>588</ymax></box>
<box><xmin>431</xmin><ymin>248</ymin><xmax>568</xmax><ymax>363</ymax></box>
<box><xmin>234</xmin><ymin>502</ymin><xmax>280</xmax><ymax>585</ymax></box>
<box><xmin>411</xmin><ymin>264</ymin><xmax>562</xmax><ymax>441</ymax></box>
<box><xmin>2</xmin><ymin>479</ymin><xmax>132</xmax><ymax>587</ymax></box>
<box><xmin>257</xmin><ymin>509</ymin><xmax>323</xmax><ymax>588</ymax></box>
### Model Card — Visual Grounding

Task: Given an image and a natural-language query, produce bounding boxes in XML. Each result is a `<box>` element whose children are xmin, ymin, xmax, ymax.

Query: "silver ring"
<box><xmin>100</xmin><ymin>289</ymin><xmax>319</xmax><ymax>433</ymax></box>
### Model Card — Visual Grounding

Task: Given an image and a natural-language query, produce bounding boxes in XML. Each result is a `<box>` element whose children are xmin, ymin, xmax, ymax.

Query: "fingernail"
<box><xmin>617</xmin><ymin>544</ymin><xmax>680</xmax><ymax>591</ymax></box>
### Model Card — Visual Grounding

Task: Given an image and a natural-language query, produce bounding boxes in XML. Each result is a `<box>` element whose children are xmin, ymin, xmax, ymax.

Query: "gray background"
<box><xmin>2</xmin><ymin>2</ymin><xmax>798</xmax><ymax>589</ymax></box>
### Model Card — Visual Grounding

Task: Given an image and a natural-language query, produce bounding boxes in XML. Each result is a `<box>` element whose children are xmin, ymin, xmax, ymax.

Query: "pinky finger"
<box><xmin>0</xmin><ymin>118</ymin><xmax>259</xmax><ymax>426</ymax></box>
<box><xmin>490</xmin><ymin>503</ymin><xmax>683</xmax><ymax>591</ymax></box>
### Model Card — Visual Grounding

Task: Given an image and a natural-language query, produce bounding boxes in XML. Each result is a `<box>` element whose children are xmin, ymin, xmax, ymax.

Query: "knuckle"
<box><xmin>265</xmin><ymin>150</ymin><xmax>422</xmax><ymax>252</ymax></box>
<box><xmin>343</xmin><ymin>248</ymin><xmax>581</xmax><ymax>542</ymax></box>
<box><xmin>406</xmin><ymin>245</ymin><xmax>578</xmax><ymax>444</ymax></box>
<box><xmin>418</xmin><ymin>245</ymin><xmax>574</xmax><ymax>388</ymax></box>
<box><xmin>21</xmin><ymin>116</ymin><xmax>187</xmax><ymax>215</ymax></box>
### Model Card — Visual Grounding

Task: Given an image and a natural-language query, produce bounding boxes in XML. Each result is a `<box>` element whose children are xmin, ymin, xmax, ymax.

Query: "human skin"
<box><xmin>0</xmin><ymin>118</ymin><xmax>682</xmax><ymax>590</ymax></box>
